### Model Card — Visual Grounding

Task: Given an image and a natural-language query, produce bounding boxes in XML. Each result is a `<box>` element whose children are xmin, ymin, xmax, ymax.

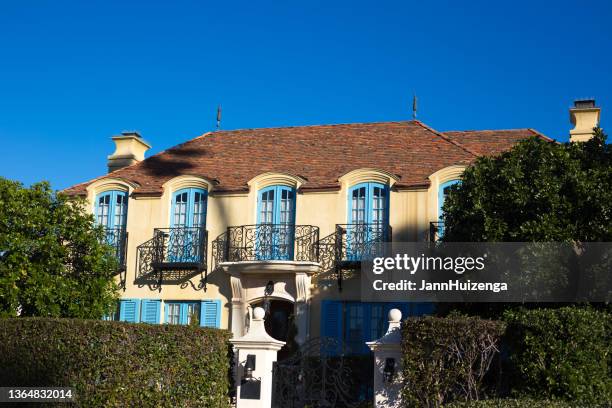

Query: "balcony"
<box><xmin>136</xmin><ymin>227</ymin><xmax>208</xmax><ymax>288</ymax></box>
<box><xmin>429</xmin><ymin>221</ymin><xmax>444</xmax><ymax>242</ymax></box>
<box><xmin>212</xmin><ymin>224</ymin><xmax>320</xmax><ymax>268</ymax></box>
<box><xmin>103</xmin><ymin>227</ymin><xmax>128</xmax><ymax>272</ymax></box>
<box><xmin>318</xmin><ymin>223</ymin><xmax>391</xmax><ymax>290</ymax></box>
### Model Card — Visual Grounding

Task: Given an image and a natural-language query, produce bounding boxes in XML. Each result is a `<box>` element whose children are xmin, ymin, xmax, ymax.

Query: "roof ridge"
<box><xmin>205</xmin><ymin>120</ymin><xmax>416</xmax><ymax>134</ymax></box>
<box><xmin>443</xmin><ymin>128</ymin><xmax>535</xmax><ymax>133</ymax></box>
<box><xmin>413</xmin><ymin>120</ymin><xmax>479</xmax><ymax>157</ymax></box>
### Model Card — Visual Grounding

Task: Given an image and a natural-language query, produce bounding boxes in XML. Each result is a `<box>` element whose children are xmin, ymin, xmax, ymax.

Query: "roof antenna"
<box><xmin>412</xmin><ymin>94</ymin><xmax>418</xmax><ymax>120</ymax></box>
<box><xmin>216</xmin><ymin>105</ymin><xmax>222</xmax><ymax>130</ymax></box>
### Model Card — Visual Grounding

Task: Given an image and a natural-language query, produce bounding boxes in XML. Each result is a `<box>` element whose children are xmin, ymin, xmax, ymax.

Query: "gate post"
<box><xmin>366</xmin><ymin>308</ymin><xmax>403</xmax><ymax>408</ymax></box>
<box><xmin>230</xmin><ymin>307</ymin><xmax>285</xmax><ymax>408</ymax></box>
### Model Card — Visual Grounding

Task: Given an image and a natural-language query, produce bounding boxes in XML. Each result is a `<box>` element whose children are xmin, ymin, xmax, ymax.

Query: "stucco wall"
<box><xmin>86</xmin><ymin>167</ymin><xmax>465</xmax><ymax>331</ymax></box>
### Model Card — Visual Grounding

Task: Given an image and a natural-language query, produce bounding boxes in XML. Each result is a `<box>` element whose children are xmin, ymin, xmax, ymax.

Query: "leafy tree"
<box><xmin>0</xmin><ymin>178</ymin><xmax>118</xmax><ymax>318</ymax></box>
<box><xmin>443</xmin><ymin>128</ymin><xmax>611</xmax><ymax>243</ymax></box>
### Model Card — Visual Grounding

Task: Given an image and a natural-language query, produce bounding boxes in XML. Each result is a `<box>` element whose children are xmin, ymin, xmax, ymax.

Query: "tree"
<box><xmin>443</xmin><ymin>128</ymin><xmax>611</xmax><ymax>243</ymax></box>
<box><xmin>0</xmin><ymin>178</ymin><xmax>118</xmax><ymax>318</ymax></box>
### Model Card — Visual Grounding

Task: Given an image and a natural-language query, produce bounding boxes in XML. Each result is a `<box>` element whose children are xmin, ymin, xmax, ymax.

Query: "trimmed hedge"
<box><xmin>401</xmin><ymin>316</ymin><xmax>506</xmax><ymax>407</ymax></box>
<box><xmin>0</xmin><ymin>318</ymin><xmax>232</xmax><ymax>407</ymax></box>
<box><xmin>443</xmin><ymin>398</ymin><xmax>573</xmax><ymax>407</ymax></box>
<box><xmin>504</xmin><ymin>307</ymin><xmax>612</xmax><ymax>405</ymax></box>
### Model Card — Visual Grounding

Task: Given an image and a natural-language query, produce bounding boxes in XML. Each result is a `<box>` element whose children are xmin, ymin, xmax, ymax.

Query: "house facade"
<box><xmin>64</xmin><ymin>100</ymin><xmax>599</xmax><ymax>354</ymax></box>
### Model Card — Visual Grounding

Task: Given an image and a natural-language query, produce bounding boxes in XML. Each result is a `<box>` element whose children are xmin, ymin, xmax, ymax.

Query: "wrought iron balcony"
<box><xmin>103</xmin><ymin>227</ymin><xmax>128</xmax><ymax>272</ymax></box>
<box><xmin>429</xmin><ymin>221</ymin><xmax>444</xmax><ymax>242</ymax></box>
<box><xmin>212</xmin><ymin>224</ymin><xmax>319</xmax><ymax>267</ymax></box>
<box><xmin>136</xmin><ymin>227</ymin><xmax>208</xmax><ymax>287</ymax></box>
<box><xmin>318</xmin><ymin>223</ymin><xmax>391</xmax><ymax>291</ymax></box>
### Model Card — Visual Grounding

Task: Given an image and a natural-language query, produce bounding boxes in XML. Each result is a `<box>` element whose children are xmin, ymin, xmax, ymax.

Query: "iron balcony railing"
<box><xmin>334</xmin><ymin>223</ymin><xmax>392</xmax><ymax>265</ymax></box>
<box><xmin>429</xmin><ymin>221</ymin><xmax>444</xmax><ymax>242</ymax></box>
<box><xmin>103</xmin><ymin>227</ymin><xmax>128</xmax><ymax>272</ymax></box>
<box><xmin>318</xmin><ymin>223</ymin><xmax>391</xmax><ymax>291</ymax></box>
<box><xmin>136</xmin><ymin>227</ymin><xmax>208</xmax><ymax>285</ymax></box>
<box><xmin>212</xmin><ymin>224</ymin><xmax>319</xmax><ymax>267</ymax></box>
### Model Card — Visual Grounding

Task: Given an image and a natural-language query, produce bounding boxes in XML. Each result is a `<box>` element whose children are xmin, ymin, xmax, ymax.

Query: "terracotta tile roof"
<box><xmin>63</xmin><ymin>120</ymin><xmax>549</xmax><ymax>196</ymax></box>
<box><xmin>442</xmin><ymin>128</ymin><xmax>552</xmax><ymax>156</ymax></box>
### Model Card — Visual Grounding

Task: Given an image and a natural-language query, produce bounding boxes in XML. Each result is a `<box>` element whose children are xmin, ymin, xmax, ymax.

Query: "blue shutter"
<box><xmin>141</xmin><ymin>299</ymin><xmax>161</xmax><ymax>324</ymax></box>
<box><xmin>321</xmin><ymin>300</ymin><xmax>343</xmax><ymax>356</ymax></box>
<box><xmin>200</xmin><ymin>299</ymin><xmax>221</xmax><ymax>328</ymax></box>
<box><xmin>119</xmin><ymin>299</ymin><xmax>141</xmax><ymax>323</ymax></box>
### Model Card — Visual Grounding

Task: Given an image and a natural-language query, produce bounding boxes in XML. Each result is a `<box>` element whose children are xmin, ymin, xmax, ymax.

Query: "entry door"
<box><xmin>347</xmin><ymin>183</ymin><xmax>388</xmax><ymax>260</ymax></box>
<box><xmin>257</xmin><ymin>186</ymin><xmax>296</xmax><ymax>260</ymax></box>
<box><xmin>169</xmin><ymin>188</ymin><xmax>207</xmax><ymax>262</ymax></box>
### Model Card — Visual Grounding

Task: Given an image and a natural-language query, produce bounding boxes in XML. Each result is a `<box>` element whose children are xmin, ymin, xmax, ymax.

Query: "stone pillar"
<box><xmin>366</xmin><ymin>309</ymin><xmax>403</xmax><ymax>408</ymax></box>
<box><xmin>230</xmin><ymin>307</ymin><xmax>285</xmax><ymax>408</ymax></box>
<box><xmin>294</xmin><ymin>272</ymin><xmax>311</xmax><ymax>345</ymax></box>
<box><xmin>230</xmin><ymin>274</ymin><xmax>247</xmax><ymax>337</ymax></box>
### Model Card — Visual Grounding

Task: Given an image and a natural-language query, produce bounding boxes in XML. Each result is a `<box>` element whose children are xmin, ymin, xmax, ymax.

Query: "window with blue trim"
<box><xmin>321</xmin><ymin>300</ymin><xmax>434</xmax><ymax>355</ymax></box>
<box><xmin>164</xmin><ymin>299</ymin><xmax>221</xmax><ymax>328</ymax></box>
<box><xmin>256</xmin><ymin>185</ymin><xmax>296</xmax><ymax>260</ymax></box>
<box><xmin>438</xmin><ymin>180</ymin><xmax>460</xmax><ymax>237</ymax></box>
<box><xmin>95</xmin><ymin>190</ymin><xmax>129</xmax><ymax>263</ymax></box>
<box><xmin>346</xmin><ymin>182</ymin><xmax>389</xmax><ymax>260</ymax></box>
<box><xmin>169</xmin><ymin>188</ymin><xmax>207</xmax><ymax>262</ymax></box>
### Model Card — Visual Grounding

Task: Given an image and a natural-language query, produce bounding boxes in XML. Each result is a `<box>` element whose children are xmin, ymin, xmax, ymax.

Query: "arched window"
<box><xmin>171</xmin><ymin>188</ymin><xmax>207</xmax><ymax>228</ymax></box>
<box><xmin>169</xmin><ymin>188</ymin><xmax>207</xmax><ymax>262</ymax></box>
<box><xmin>346</xmin><ymin>182</ymin><xmax>389</xmax><ymax>260</ymax></box>
<box><xmin>95</xmin><ymin>190</ymin><xmax>129</xmax><ymax>265</ymax></box>
<box><xmin>95</xmin><ymin>190</ymin><xmax>128</xmax><ymax>229</ymax></box>
<box><xmin>438</xmin><ymin>180</ymin><xmax>460</xmax><ymax>220</ymax></box>
<box><xmin>256</xmin><ymin>185</ymin><xmax>296</xmax><ymax>260</ymax></box>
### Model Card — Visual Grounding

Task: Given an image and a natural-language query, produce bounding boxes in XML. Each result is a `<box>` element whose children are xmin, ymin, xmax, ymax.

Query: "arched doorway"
<box><xmin>251</xmin><ymin>299</ymin><xmax>296</xmax><ymax>360</ymax></box>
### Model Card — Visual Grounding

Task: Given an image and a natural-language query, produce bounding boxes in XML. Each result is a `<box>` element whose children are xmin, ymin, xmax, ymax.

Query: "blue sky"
<box><xmin>1</xmin><ymin>0</ymin><xmax>610</xmax><ymax>190</ymax></box>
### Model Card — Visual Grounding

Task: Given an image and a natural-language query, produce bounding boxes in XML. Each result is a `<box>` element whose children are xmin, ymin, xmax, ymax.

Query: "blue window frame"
<box><xmin>169</xmin><ymin>188</ymin><xmax>207</xmax><ymax>262</ymax></box>
<box><xmin>119</xmin><ymin>299</ymin><xmax>141</xmax><ymax>323</ymax></box>
<box><xmin>256</xmin><ymin>185</ymin><xmax>296</xmax><ymax>260</ymax></box>
<box><xmin>346</xmin><ymin>182</ymin><xmax>389</xmax><ymax>260</ymax></box>
<box><xmin>95</xmin><ymin>190</ymin><xmax>129</xmax><ymax>229</ymax></box>
<box><xmin>321</xmin><ymin>300</ymin><xmax>434</xmax><ymax>356</ymax></box>
<box><xmin>438</xmin><ymin>180</ymin><xmax>460</xmax><ymax>237</ymax></box>
<box><xmin>164</xmin><ymin>299</ymin><xmax>221</xmax><ymax>327</ymax></box>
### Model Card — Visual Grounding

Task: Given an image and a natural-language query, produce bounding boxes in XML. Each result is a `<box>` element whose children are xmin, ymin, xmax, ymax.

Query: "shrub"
<box><xmin>0</xmin><ymin>318</ymin><xmax>232</xmax><ymax>407</ymax></box>
<box><xmin>503</xmin><ymin>307</ymin><xmax>612</xmax><ymax>404</ymax></box>
<box><xmin>443</xmin><ymin>398</ymin><xmax>574</xmax><ymax>407</ymax></box>
<box><xmin>401</xmin><ymin>316</ymin><xmax>506</xmax><ymax>407</ymax></box>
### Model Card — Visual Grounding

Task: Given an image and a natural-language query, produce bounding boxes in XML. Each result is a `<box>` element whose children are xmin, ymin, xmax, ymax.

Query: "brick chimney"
<box><xmin>569</xmin><ymin>99</ymin><xmax>600</xmax><ymax>142</ymax></box>
<box><xmin>107</xmin><ymin>131</ymin><xmax>151</xmax><ymax>173</ymax></box>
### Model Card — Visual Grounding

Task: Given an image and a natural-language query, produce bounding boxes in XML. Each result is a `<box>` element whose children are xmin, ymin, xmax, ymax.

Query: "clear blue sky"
<box><xmin>1</xmin><ymin>0</ymin><xmax>610</xmax><ymax>190</ymax></box>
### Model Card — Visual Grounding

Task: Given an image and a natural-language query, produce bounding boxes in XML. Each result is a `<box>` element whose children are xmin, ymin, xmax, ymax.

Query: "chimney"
<box><xmin>569</xmin><ymin>99</ymin><xmax>600</xmax><ymax>142</ymax></box>
<box><xmin>107</xmin><ymin>131</ymin><xmax>151</xmax><ymax>173</ymax></box>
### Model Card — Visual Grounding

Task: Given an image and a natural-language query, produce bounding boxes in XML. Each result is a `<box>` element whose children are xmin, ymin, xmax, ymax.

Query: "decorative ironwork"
<box><xmin>429</xmin><ymin>221</ymin><xmax>444</xmax><ymax>242</ymax></box>
<box><xmin>317</xmin><ymin>223</ymin><xmax>391</xmax><ymax>291</ymax></box>
<box><xmin>102</xmin><ymin>227</ymin><xmax>128</xmax><ymax>290</ymax></box>
<box><xmin>272</xmin><ymin>338</ymin><xmax>367</xmax><ymax>408</ymax></box>
<box><xmin>136</xmin><ymin>227</ymin><xmax>207</xmax><ymax>289</ymax></box>
<box><xmin>212</xmin><ymin>224</ymin><xmax>319</xmax><ymax>266</ymax></box>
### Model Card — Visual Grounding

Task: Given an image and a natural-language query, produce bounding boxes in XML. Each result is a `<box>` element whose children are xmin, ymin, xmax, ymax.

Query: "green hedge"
<box><xmin>443</xmin><ymin>398</ymin><xmax>574</xmax><ymax>407</ymax></box>
<box><xmin>401</xmin><ymin>316</ymin><xmax>506</xmax><ymax>407</ymax></box>
<box><xmin>0</xmin><ymin>318</ymin><xmax>232</xmax><ymax>407</ymax></box>
<box><xmin>504</xmin><ymin>307</ymin><xmax>612</xmax><ymax>405</ymax></box>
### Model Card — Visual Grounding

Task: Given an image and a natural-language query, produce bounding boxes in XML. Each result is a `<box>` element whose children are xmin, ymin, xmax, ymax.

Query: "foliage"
<box><xmin>0</xmin><ymin>317</ymin><xmax>232</xmax><ymax>407</ymax></box>
<box><xmin>503</xmin><ymin>306</ymin><xmax>612</xmax><ymax>404</ymax></box>
<box><xmin>401</xmin><ymin>315</ymin><xmax>506</xmax><ymax>407</ymax></box>
<box><xmin>0</xmin><ymin>178</ymin><xmax>118</xmax><ymax>318</ymax></box>
<box><xmin>443</xmin><ymin>398</ymin><xmax>574</xmax><ymax>407</ymax></box>
<box><xmin>443</xmin><ymin>128</ymin><xmax>611</xmax><ymax>242</ymax></box>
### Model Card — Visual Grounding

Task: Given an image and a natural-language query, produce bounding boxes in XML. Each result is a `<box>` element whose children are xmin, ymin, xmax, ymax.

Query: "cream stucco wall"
<box><xmin>87</xmin><ymin>167</ymin><xmax>466</xmax><ymax>332</ymax></box>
